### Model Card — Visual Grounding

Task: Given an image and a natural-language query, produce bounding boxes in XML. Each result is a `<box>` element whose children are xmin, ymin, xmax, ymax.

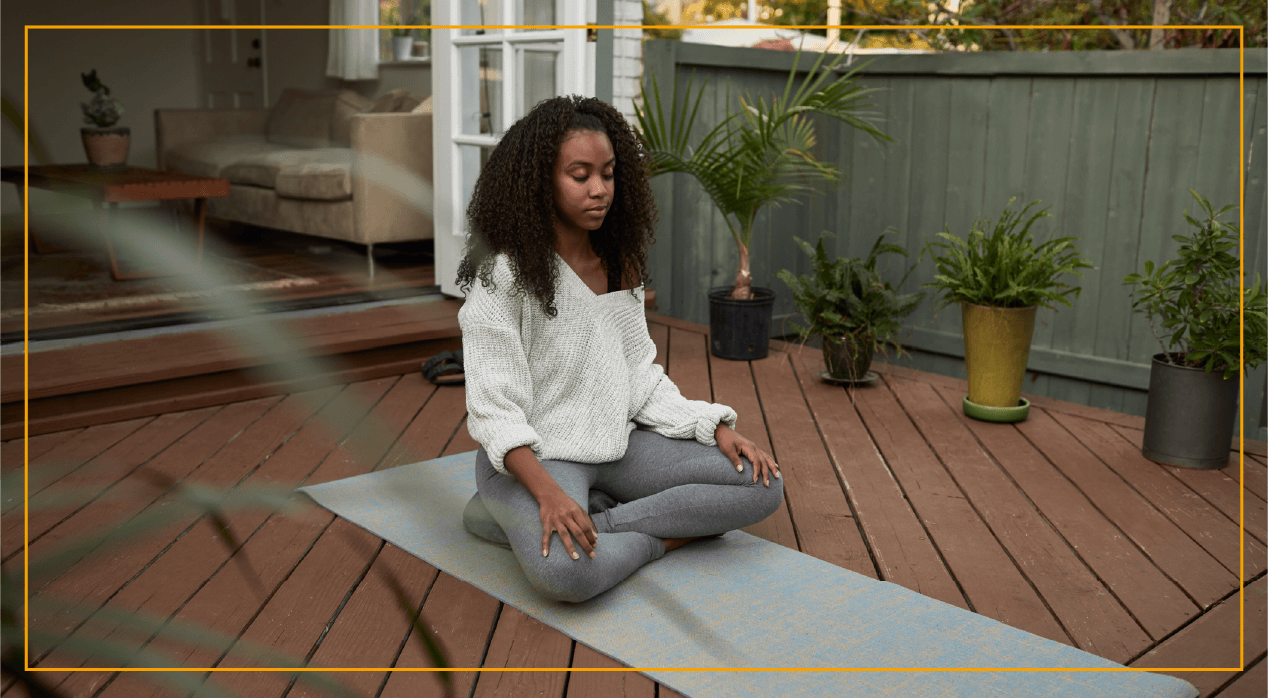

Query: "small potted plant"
<box><xmin>922</xmin><ymin>198</ymin><xmax>1093</xmax><ymax>423</ymax></box>
<box><xmin>776</xmin><ymin>229</ymin><xmax>924</xmax><ymax>383</ymax></box>
<box><xmin>636</xmin><ymin>49</ymin><xmax>892</xmax><ymax>361</ymax></box>
<box><xmin>80</xmin><ymin>69</ymin><xmax>128</xmax><ymax>167</ymax></box>
<box><xmin>1123</xmin><ymin>190</ymin><xmax>1268</xmax><ymax>469</ymax></box>
<box><xmin>389</xmin><ymin>9</ymin><xmax>416</xmax><ymax>61</ymax></box>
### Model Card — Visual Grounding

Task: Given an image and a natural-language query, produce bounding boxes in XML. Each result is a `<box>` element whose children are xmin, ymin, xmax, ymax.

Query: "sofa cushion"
<box><xmin>220</xmin><ymin>148</ymin><xmax>355</xmax><ymax>200</ymax></box>
<box><xmin>165</xmin><ymin>138</ymin><xmax>293</xmax><ymax>178</ymax></box>
<box><xmin>368</xmin><ymin>88</ymin><xmax>422</xmax><ymax>114</ymax></box>
<box><xmin>411</xmin><ymin>95</ymin><xmax>433</xmax><ymax>114</ymax></box>
<box><xmin>331</xmin><ymin>91</ymin><xmax>375</xmax><ymax>147</ymax></box>
<box><xmin>267</xmin><ymin>89</ymin><xmax>341</xmax><ymax>148</ymax></box>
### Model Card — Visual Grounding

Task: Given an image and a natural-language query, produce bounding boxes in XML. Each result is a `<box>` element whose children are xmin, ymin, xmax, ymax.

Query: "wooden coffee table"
<box><xmin>1</xmin><ymin>164</ymin><xmax>230</xmax><ymax>280</ymax></box>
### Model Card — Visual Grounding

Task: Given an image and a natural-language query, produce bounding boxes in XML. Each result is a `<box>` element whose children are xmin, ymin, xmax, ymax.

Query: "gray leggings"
<box><xmin>463</xmin><ymin>427</ymin><xmax>784</xmax><ymax>603</ymax></box>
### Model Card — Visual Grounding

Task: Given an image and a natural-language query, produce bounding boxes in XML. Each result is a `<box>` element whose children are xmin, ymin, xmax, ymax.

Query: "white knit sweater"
<box><xmin>458</xmin><ymin>252</ymin><xmax>738</xmax><ymax>474</ymax></box>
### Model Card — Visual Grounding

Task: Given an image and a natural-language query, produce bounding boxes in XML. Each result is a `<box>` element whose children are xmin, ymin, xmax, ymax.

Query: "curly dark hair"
<box><xmin>455</xmin><ymin>95</ymin><xmax>658</xmax><ymax>317</ymax></box>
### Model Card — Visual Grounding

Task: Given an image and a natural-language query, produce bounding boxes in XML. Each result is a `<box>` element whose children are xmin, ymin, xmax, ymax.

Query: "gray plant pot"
<box><xmin>1142</xmin><ymin>353</ymin><xmax>1239</xmax><ymax>469</ymax></box>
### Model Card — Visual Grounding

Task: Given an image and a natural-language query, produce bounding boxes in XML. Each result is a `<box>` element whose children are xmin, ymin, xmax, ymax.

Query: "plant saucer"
<box><xmin>820</xmin><ymin>370</ymin><xmax>880</xmax><ymax>386</ymax></box>
<box><xmin>962</xmin><ymin>396</ymin><xmax>1030</xmax><ymax>423</ymax></box>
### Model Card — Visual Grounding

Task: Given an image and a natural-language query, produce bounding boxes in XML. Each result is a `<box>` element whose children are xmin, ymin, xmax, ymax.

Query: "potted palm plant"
<box><xmin>635</xmin><ymin>49</ymin><xmax>892</xmax><ymax>360</ymax></box>
<box><xmin>776</xmin><ymin>229</ymin><xmax>924</xmax><ymax>383</ymax></box>
<box><xmin>922</xmin><ymin>198</ymin><xmax>1093</xmax><ymax>423</ymax></box>
<box><xmin>80</xmin><ymin>69</ymin><xmax>128</xmax><ymax>167</ymax></box>
<box><xmin>1123</xmin><ymin>190</ymin><xmax>1268</xmax><ymax>469</ymax></box>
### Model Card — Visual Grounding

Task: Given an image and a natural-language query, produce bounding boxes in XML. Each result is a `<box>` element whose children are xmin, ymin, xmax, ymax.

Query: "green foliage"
<box><xmin>643</xmin><ymin>1</ymin><xmax>683</xmax><ymax>41</ymax></box>
<box><xmin>777</xmin><ymin>230</ymin><xmax>924</xmax><ymax>355</ymax></box>
<box><xmin>79</xmin><ymin>69</ymin><xmax>123</xmax><ymax>128</ymax></box>
<box><xmin>921</xmin><ymin>198</ymin><xmax>1093</xmax><ymax>312</ymax></box>
<box><xmin>1122</xmin><ymin>190</ymin><xmax>1268</xmax><ymax>380</ymax></box>
<box><xmin>635</xmin><ymin>49</ymin><xmax>892</xmax><ymax>293</ymax></box>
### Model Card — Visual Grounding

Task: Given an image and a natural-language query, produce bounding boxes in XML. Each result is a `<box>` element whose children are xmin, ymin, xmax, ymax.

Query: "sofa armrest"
<box><xmin>349</xmin><ymin>111</ymin><xmax>434</xmax><ymax>244</ymax></box>
<box><xmin>154</xmin><ymin>108</ymin><xmax>270</xmax><ymax>170</ymax></box>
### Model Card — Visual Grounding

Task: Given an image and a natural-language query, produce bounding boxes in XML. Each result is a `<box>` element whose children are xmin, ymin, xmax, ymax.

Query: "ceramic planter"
<box><xmin>961</xmin><ymin>301</ymin><xmax>1037</xmax><ymax>421</ymax></box>
<box><xmin>708</xmin><ymin>286</ymin><xmax>775</xmax><ymax>360</ymax></box>
<box><xmin>81</xmin><ymin>126</ymin><xmax>130</xmax><ymax>167</ymax></box>
<box><xmin>822</xmin><ymin>330</ymin><xmax>873</xmax><ymax>381</ymax></box>
<box><xmin>393</xmin><ymin>36</ymin><xmax>414</xmax><ymax>61</ymax></box>
<box><xmin>1142</xmin><ymin>353</ymin><xmax>1238</xmax><ymax>469</ymax></box>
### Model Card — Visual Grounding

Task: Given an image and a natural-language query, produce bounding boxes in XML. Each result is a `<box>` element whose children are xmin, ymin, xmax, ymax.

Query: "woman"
<box><xmin>457</xmin><ymin>95</ymin><xmax>783</xmax><ymax>603</ymax></box>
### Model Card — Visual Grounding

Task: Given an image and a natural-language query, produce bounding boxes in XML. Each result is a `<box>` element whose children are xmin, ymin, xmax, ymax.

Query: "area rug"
<box><xmin>298</xmin><ymin>451</ymin><xmax>1198</xmax><ymax>698</ymax></box>
<box><xmin>0</xmin><ymin>250</ymin><xmax>317</xmax><ymax>320</ymax></box>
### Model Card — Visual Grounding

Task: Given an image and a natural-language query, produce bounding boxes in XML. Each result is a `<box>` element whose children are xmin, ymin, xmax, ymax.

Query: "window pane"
<box><xmin>460</xmin><ymin>0</ymin><xmax>501</xmax><ymax>36</ymax></box>
<box><xmin>518</xmin><ymin>48</ymin><xmax>556</xmax><ymax>119</ymax></box>
<box><xmin>516</xmin><ymin>0</ymin><xmax>555</xmax><ymax>30</ymax></box>
<box><xmin>459</xmin><ymin>144</ymin><xmax>496</xmax><ymax>232</ymax></box>
<box><xmin>459</xmin><ymin>46</ymin><xmax>503</xmax><ymax>135</ymax></box>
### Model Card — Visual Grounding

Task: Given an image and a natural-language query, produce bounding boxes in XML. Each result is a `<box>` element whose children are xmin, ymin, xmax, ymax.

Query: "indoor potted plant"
<box><xmin>1123</xmin><ymin>190</ymin><xmax>1267</xmax><ymax>469</ymax></box>
<box><xmin>80</xmin><ymin>69</ymin><xmax>128</xmax><ymax>167</ymax></box>
<box><xmin>922</xmin><ymin>198</ymin><xmax>1092</xmax><ymax>422</ymax></box>
<box><xmin>389</xmin><ymin>11</ymin><xmax>415</xmax><ymax>61</ymax></box>
<box><xmin>636</xmin><ymin>49</ymin><xmax>892</xmax><ymax>360</ymax></box>
<box><xmin>776</xmin><ymin>229</ymin><xmax>924</xmax><ymax>383</ymax></box>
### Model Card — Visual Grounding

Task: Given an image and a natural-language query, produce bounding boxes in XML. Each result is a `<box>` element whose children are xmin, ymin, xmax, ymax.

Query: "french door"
<box><xmin>432</xmin><ymin>0</ymin><xmax>592</xmax><ymax>296</ymax></box>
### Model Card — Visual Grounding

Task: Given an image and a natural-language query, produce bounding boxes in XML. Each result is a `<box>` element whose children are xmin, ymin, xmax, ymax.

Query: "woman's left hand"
<box><xmin>714</xmin><ymin>424</ymin><xmax>780</xmax><ymax>486</ymax></box>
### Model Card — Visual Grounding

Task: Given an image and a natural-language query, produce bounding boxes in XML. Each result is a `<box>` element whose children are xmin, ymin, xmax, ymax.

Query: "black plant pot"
<box><xmin>1142</xmin><ymin>353</ymin><xmax>1239</xmax><ymax>469</ymax></box>
<box><xmin>707</xmin><ymin>286</ymin><xmax>776</xmax><ymax>360</ymax></box>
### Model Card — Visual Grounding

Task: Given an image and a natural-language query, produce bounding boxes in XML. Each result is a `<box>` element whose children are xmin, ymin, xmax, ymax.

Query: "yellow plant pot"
<box><xmin>961</xmin><ymin>302</ymin><xmax>1037</xmax><ymax>409</ymax></box>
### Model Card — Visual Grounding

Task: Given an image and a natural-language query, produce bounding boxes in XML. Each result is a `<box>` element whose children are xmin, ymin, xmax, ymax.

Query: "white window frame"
<box><xmin>432</xmin><ymin>0</ymin><xmax>592</xmax><ymax>297</ymax></box>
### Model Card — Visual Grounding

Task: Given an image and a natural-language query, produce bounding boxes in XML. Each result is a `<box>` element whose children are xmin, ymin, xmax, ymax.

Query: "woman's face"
<box><xmin>552</xmin><ymin>129</ymin><xmax>615</xmax><ymax>236</ymax></box>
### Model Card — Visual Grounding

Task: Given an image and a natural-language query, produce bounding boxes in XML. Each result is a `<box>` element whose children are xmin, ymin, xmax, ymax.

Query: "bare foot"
<box><xmin>661</xmin><ymin>536</ymin><xmax>698</xmax><ymax>553</ymax></box>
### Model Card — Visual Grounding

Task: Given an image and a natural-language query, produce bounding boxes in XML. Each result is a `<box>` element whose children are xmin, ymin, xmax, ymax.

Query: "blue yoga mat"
<box><xmin>298</xmin><ymin>451</ymin><xmax>1196</xmax><ymax>698</ymax></box>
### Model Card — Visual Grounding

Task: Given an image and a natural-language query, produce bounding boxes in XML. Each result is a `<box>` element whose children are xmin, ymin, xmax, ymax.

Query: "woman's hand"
<box><xmin>536</xmin><ymin>488</ymin><xmax>598</xmax><ymax>560</ymax></box>
<box><xmin>715</xmin><ymin>424</ymin><xmax>780</xmax><ymax>486</ymax></box>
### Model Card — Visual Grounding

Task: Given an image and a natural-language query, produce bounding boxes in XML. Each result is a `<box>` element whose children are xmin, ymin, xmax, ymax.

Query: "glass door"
<box><xmin>432</xmin><ymin>0</ymin><xmax>590</xmax><ymax>297</ymax></box>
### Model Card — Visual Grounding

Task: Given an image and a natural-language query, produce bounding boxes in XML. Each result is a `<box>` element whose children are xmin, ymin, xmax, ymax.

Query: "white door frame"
<box><xmin>432</xmin><ymin>0</ymin><xmax>593</xmax><ymax>297</ymax></box>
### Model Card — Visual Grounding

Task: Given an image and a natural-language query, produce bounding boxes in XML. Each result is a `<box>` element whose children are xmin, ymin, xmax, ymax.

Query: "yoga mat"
<box><xmin>299</xmin><ymin>451</ymin><xmax>1197</xmax><ymax>698</ymax></box>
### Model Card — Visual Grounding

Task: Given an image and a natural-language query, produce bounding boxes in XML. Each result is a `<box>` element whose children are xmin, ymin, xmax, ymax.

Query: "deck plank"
<box><xmin>708</xmin><ymin>349</ymin><xmax>799</xmax><ymax>550</ymax></box>
<box><xmin>1017</xmin><ymin>408</ymin><xmax>1237</xmax><ymax>608</ymax></box>
<box><xmin>749</xmin><ymin>351</ymin><xmax>876</xmax><ymax>578</ymax></box>
<box><xmin>39</xmin><ymin>388</ymin><xmax>343</xmax><ymax>695</ymax></box>
<box><xmin>1111</xmin><ymin>424</ymin><xmax>1268</xmax><ymax>509</ymax></box>
<box><xmin>891</xmin><ymin>377</ymin><xmax>1149</xmax><ymax>663</ymax></box>
<box><xmin>929</xmin><ymin>383</ymin><xmax>1199</xmax><ymax>641</ymax></box>
<box><xmin>1110</xmin><ymin>425</ymin><xmax>1268</xmax><ymax>545</ymax></box>
<box><xmin>2</xmin><ymin>406</ymin><xmax>221</xmax><ymax>561</ymax></box>
<box><xmin>1</xmin><ymin>428</ymin><xmax>82</xmax><ymax>472</ymax></box>
<box><xmin>287</xmin><ymin>544</ymin><xmax>442</xmax><ymax>698</ymax></box>
<box><xmin>1242</xmin><ymin>457</ymin><xmax>1268</xmax><ymax>502</ymax></box>
<box><xmin>1213</xmin><ymin>656</ymin><xmax>1267</xmax><ymax>697</ymax></box>
<box><xmin>564</xmin><ymin>644</ymin><xmax>655</xmax><ymax>698</ymax></box>
<box><xmin>851</xmin><ymin>374</ymin><xmax>1070</xmax><ymax>645</ymax></box>
<box><xmin>788</xmin><ymin>347</ymin><xmax>966</xmax><ymax>609</ymax></box>
<box><xmin>379</xmin><ymin>573</ymin><xmax>502</xmax><ymax>698</ymax></box>
<box><xmin>470</xmin><ymin>607</ymin><xmax>571</xmax><ymax>698</ymax></box>
<box><xmin>2</xmin><ymin>417</ymin><xmax>151</xmax><ymax>513</ymax></box>
<box><xmin>1051</xmin><ymin>411</ymin><xmax>1268</xmax><ymax>578</ymax></box>
<box><xmin>666</xmin><ymin>326</ymin><xmax>712</xmax><ymax>406</ymax></box>
<box><xmin>1131</xmin><ymin>576</ymin><xmax>1268</xmax><ymax>697</ymax></box>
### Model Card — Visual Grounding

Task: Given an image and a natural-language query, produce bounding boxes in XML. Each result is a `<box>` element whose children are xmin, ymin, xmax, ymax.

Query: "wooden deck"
<box><xmin>3</xmin><ymin>312</ymin><xmax>1266</xmax><ymax>698</ymax></box>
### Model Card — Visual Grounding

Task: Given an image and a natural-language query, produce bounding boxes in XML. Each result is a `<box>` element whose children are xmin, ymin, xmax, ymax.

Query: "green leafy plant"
<box><xmin>921</xmin><ymin>198</ymin><xmax>1093</xmax><ymax>311</ymax></box>
<box><xmin>776</xmin><ymin>229</ymin><xmax>924</xmax><ymax>357</ymax></box>
<box><xmin>635</xmin><ymin>49</ymin><xmax>893</xmax><ymax>300</ymax></box>
<box><xmin>80</xmin><ymin>69</ymin><xmax>123</xmax><ymax>128</ymax></box>
<box><xmin>642</xmin><ymin>1</ymin><xmax>683</xmax><ymax>41</ymax></box>
<box><xmin>1123</xmin><ymin>189</ymin><xmax>1268</xmax><ymax>380</ymax></box>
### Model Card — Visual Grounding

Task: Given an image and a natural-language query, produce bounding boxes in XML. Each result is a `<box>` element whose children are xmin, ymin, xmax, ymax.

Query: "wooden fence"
<box><xmin>642</xmin><ymin>41</ymin><xmax>1268</xmax><ymax>434</ymax></box>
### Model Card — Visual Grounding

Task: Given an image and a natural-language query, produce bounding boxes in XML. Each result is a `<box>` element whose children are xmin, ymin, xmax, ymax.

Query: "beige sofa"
<box><xmin>155</xmin><ymin>88</ymin><xmax>433</xmax><ymax>277</ymax></box>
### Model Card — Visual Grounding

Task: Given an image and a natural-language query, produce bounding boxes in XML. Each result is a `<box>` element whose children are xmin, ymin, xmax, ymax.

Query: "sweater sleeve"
<box><xmin>626</xmin><ymin>307</ymin><xmax>737</xmax><ymax>444</ymax></box>
<box><xmin>458</xmin><ymin>262</ymin><xmax>543</xmax><ymax>474</ymax></box>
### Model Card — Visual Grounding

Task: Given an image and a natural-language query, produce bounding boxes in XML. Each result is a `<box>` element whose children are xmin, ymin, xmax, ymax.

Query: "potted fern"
<box><xmin>636</xmin><ymin>49</ymin><xmax>892</xmax><ymax>360</ymax></box>
<box><xmin>1123</xmin><ymin>190</ymin><xmax>1268</xmax><ymax>469</ymax></box>
<box><xmin>922</xmin><ymin>198</ymin><xmax>1093</xmax><ymax>423</ymax></box>
<box><xmin>776</xmin><ymin>230</ymin><xmax>924</xmax><ymax>383</ymax></box>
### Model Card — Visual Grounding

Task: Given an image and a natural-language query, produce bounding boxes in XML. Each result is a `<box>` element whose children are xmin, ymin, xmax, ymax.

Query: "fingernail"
<box><xmin>571</xmin><ymin>551</ymin><xmax>579</xmax><ymax>560</ymax></box>
<box><xmin>542</xmin><ymin>549</ymin><xmax>548</xmax><ymax>557</ymax></box>
<box><xmin>589</xmin><ymin>552</ymin><xmax>596</xmax><ymax>559</ymax></box>
<box><xmin>736</xmin><ymin>464</ymin><xmax>743</xmax><ymax>471</ymax></box>
<box><xmin>776</xmin><ymin>471</ymin><xmax>782</xmax><ymax>478</ymax></box>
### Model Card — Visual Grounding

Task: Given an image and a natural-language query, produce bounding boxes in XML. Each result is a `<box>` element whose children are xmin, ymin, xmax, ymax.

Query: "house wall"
<box><xmin>643</xmin><ymin>41</ymin><xmax>1268</xmax><ymax>433</ymax></box>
